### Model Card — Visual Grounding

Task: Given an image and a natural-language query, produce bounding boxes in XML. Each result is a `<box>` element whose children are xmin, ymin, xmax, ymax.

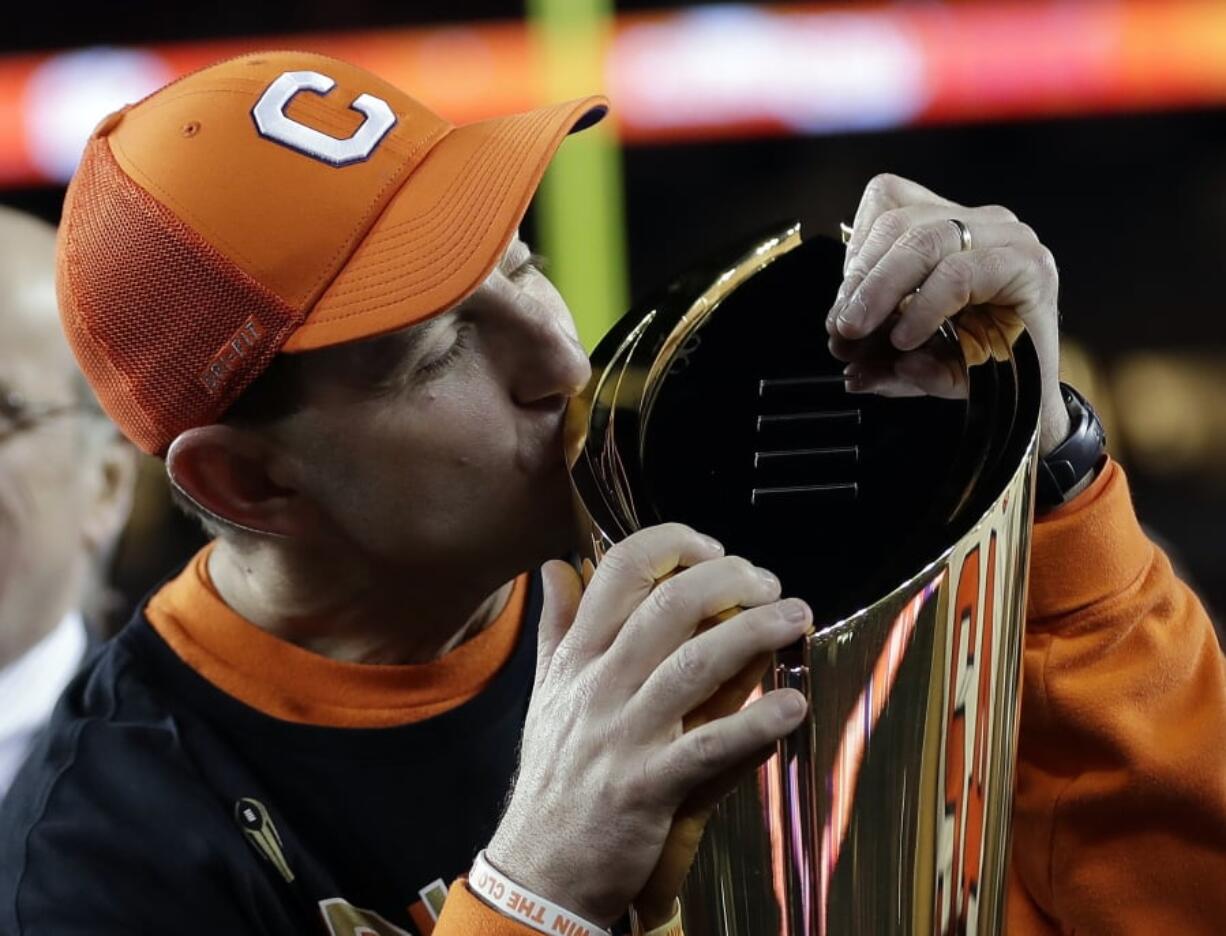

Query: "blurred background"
<box><xmin>2</xmin><ymin>0</ymin><xmax>1223</xmax><ymax>627</ymax></box>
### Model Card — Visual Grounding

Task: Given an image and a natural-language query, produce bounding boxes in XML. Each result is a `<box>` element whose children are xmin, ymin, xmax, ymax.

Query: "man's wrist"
<box><xmin>1038</xmin><ymin>382</ymin><xmax>1072</xmax><ymax>458</ymax></box>
<box><xmin>469</xmin><ymin>850</ymin><xmax>613</xmax><ymax>936</ymax></box>
<box><xmin>485</xmin><ymin>831</ymin><xmax>621</xmax><ymax>928</ymax></box>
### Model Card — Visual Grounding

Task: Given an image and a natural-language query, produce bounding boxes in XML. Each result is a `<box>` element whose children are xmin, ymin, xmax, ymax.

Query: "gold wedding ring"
<box><xmin>949</xmin><ymin>217</ymin><xmax>973</xmax><ymax>252</ymax></box>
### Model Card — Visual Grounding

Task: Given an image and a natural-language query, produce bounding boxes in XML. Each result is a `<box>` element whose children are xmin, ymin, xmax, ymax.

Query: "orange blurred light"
<box><xmin>6</xmin><ymin>1</ymin><xmax>1226</xmax><ymax>187</ymax></box>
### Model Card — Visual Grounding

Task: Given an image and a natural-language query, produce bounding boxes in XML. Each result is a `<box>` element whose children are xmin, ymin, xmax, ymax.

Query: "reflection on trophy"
<box><xmin>565</xmin><ymin>224</ymin><xmax>1042</xmax><ymax>934</ymax></box>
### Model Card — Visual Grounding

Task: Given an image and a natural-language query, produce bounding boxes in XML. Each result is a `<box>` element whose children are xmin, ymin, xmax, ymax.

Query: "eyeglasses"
<box><xmin>0</xmin><ymin>389</ymin><xmax>83</xmax><ymax>447</ymax></box>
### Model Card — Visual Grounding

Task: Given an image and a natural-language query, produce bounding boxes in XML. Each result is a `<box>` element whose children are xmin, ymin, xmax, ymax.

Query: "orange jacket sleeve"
<box><xmin>432</xmin><ymin>881</ymin><xmax>542</xmax><ymax>936</ymax></box>
<box><xmin>1008</xmin><ymin>459</ymin><xmax>1226</xmax><ymax>933</ymax></box>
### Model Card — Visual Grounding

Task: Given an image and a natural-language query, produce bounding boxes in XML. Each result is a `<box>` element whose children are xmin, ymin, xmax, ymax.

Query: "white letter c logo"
<box><xmin>252</xmin><ymin>70</ymin><xmax>396</xmax><ymax>167</ymax></box>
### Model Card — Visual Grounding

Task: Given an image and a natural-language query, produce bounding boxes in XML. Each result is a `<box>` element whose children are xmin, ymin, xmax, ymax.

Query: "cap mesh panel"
<box><xmin>57</xmin><ymin>137</ymin><xmax>303</xmax><ymax>455</ymax></box>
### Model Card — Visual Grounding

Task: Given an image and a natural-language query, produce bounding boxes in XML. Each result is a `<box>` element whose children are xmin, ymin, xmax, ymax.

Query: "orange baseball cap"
<box><xmin>56</xmin><ymin>50</ymin><xmax>607</xmax><ymax>455</ymax></box>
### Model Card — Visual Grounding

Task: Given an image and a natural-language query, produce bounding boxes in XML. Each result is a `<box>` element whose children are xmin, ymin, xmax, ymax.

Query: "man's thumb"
<box><xmin>535</xmin><ymin>559</ymin><xmax>583</xmax><ymax>688</ymax></box>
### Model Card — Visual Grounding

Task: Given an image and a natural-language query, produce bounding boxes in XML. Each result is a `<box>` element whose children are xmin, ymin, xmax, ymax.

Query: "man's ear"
<box><xmin>166</xmin><ymin>425</ymin><xmax>320</xmax><ymax>539</ymax></box>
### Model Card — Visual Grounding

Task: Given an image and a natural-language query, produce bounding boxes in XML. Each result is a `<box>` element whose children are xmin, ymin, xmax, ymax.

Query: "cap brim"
<box><xmin>281</xmin><ymin>95</ymin><xmax>608</xmax><ymax>352</ymax></box>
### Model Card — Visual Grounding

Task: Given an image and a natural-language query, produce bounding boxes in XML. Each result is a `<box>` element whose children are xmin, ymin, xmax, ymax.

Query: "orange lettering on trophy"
<box><xmin>937</xmin><ymin>536</ymin><xmax>999</xmax><ymax>933</ymax></box>
<box><xmin>940</xmin><ymin>546</ymin><xmax>977</xmax><ymax>933</ymax></box>
<box><xmin>960</xmin><ymin>532</ymin><xmax>997</xmax><ymax>919</ymax></box>
<box><xmin>551</xmin><ymin>917</ymin><xmax>592</xmax><ymax>936</ymax></box>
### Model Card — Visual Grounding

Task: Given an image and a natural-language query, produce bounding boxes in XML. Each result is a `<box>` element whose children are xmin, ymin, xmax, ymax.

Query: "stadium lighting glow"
<box><xmin>0</xmin><ymin>0</ymin><xmax>1224</xmax><ymax>187</ymax></box>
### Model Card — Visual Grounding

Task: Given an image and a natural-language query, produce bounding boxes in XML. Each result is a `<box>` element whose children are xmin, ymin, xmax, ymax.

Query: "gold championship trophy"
<box><xmin>565</xmin><ymin>224</ymin><xmax>1041</xmax><ymax>935</ymax></box>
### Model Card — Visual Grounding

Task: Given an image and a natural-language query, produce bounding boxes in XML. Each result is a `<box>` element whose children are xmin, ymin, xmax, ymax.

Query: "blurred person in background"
<box><xmin>0</xmin><ymin>206</ymin><xmax>137</xmax><ymax>798</ymax></box>
<box><xmin>0</xmin><ymin>51</ymin><xmax>1222</xmax><ymax>936</ymax></box>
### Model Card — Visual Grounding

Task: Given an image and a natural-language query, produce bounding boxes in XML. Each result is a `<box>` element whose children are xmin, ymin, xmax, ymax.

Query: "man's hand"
<box><xmin>826</xmin><ymin>173</ymin><xmax>1070</xmax><ymax>456</ymax></box>
<box><xmin>486</xmin><ymin>524</ymin><xmax>810</xmax><ymax>926</ymax></box>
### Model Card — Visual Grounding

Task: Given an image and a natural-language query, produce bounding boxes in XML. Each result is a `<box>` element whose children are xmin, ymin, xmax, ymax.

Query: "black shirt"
<box><xmin>0</xmin><ymin>571</ymin><xmax>541</xmax><ymax>935</ymax></box>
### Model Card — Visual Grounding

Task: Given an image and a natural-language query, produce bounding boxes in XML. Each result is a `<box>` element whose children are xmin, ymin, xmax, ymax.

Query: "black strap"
<box><xmin>1035</xmin><ymin>382</ymin><xmax>1108</xmax><ymax>512</ymax></box>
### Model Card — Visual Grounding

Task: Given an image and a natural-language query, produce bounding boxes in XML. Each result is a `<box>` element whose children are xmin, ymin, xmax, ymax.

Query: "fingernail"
<box><xmin>781</xmin><ymin>598</ymin><xmax>809</xmax><ymax>624</ymax></box>
<box><xmin>702</xmin><ymin>535</ymin><xmax>724</xmax><ymax>554</ymax></box>
<box><xmin>756</xmin><ymin>567</ymin><xmax>780</xmax><ymax>589</ymax></box>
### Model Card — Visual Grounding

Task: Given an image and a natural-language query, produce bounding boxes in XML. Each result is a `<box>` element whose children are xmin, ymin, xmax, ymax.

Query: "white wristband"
<box><xmin>468</xmin><ymin>850</ymin><xmax>612</xmax><ymax>936</ymax></box>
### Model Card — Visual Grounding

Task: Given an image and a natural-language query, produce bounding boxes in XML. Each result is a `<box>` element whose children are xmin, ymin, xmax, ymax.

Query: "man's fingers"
<box><xmin>834</xmin><ymin>220</ymin><xmax>1034</xmax><ymax>341</ymax></box>
<box><xmin>844</xmin><ymin>204</ymin><xmax>961</xmax><ymax>283</ymax></box>
<box><xmin>890</xmin><ymin>246</ymin><xmax>1050</xmax><ymax>351</ymax></box>
<box><xmin>627</xmin><ymin>599</ymin><xmax>811</xmax><ymax>730</ymax></box>
<box><xmin>652</xmin><ymin>690</ymin><xmax>808</xmax><ymax>805</ymax></box>
<box><xmin>843</xmin><ymin>173</ymin><xmax>957</xmax><ymax>274</ymax></box>
<box><xmin>561</xmin><ymin>523</ymin><xmax>724</xmax><ymax>660</ymax></box>
<box><xmin>829</xmin><ymin>206</ymin><xmax>954</xmax><ymax>334</ymax></box>
<box><xmin>830</xmin><ymin>203</ymin><xmax>1020</xmax><ymax>332</ymax></box>
<box><xmin>535</xmin><ymin>559</ymin><xmax>584</xmax><ymax>692</ymax></box>
<box><xmin>606</xmin><ymin>556</ymin><xmax>783</xmax><ymax>687</ymax></box>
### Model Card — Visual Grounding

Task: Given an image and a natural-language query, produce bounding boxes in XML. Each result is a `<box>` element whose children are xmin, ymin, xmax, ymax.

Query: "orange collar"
<box><xmin>145</xmin><ymin>543</ymin><xmax>527</xmax><ymax>728</ymax></box>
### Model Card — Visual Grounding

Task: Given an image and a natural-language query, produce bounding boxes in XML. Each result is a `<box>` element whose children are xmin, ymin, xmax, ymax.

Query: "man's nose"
<box><xmin>508</xmin><ymin>304</ymin><xmax>592</xmax><ymax>408</ymax></box>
